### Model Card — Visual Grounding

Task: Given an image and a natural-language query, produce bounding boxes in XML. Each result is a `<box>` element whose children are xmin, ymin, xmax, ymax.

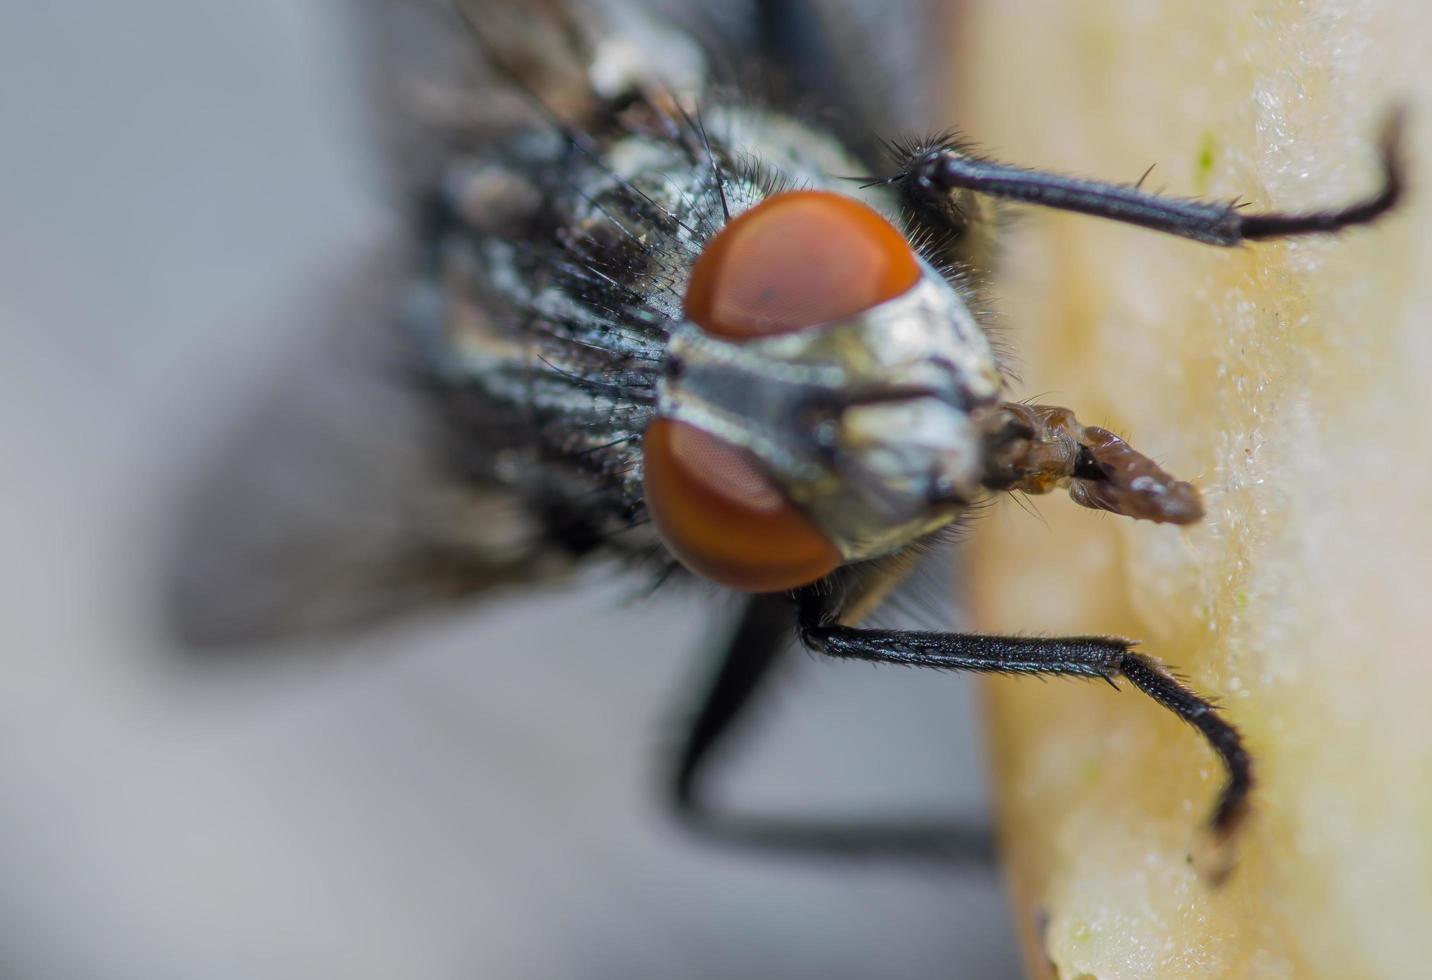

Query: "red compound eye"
<box><xmin>642</xmin><ymin>418</ymin><xmax>842</xmax><ymax>592</ymax></box>
<box><xmin>683</xmin><ymin>190</ymin><xmax>921</xmax><ymax>339</ymax></box>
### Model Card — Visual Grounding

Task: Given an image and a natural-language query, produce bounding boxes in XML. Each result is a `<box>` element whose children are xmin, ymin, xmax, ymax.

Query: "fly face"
<box><xmin>651</xmin><ymin>192</ymin><xmax>1004</xmax><ymax>587</ymax></box>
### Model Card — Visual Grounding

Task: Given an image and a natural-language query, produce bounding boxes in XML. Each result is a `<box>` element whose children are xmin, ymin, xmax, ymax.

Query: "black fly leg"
<box><xmin>671</xmin><ymin>592</ymin><xmax>794</xmax><ymax>815</ymax></box>
<box><xmin>669</xmin><ymin>592</ymin><xmax>996</xmax><ymax>862</ymax></box>
<box><xmin>797</xmin><ymin>595</ymin><xmax>1253</xmax><ymax>851</ymax></box>
<box><xmin>888</xmin><ymin>111</ymin><xmax>1404</xmax><ymax>245</ymax></box>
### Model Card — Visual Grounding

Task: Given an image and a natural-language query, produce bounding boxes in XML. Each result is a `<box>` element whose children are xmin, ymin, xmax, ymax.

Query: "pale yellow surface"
<box><xmin>955</xmin><ymin>3</ymin><xmax>1432</xmax><ymax>978</ymax></box>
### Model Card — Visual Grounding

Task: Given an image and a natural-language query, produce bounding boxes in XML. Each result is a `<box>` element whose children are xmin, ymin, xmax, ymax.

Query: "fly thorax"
<box><xmin>655</xmin><ymin>270</ymin><xmax>1002</xmax><ymax>562</ymax></box>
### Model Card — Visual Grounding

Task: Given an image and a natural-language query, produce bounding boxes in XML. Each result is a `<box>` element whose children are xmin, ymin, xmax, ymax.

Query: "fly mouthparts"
<box><xmin>981</xmin><ymin>402</ymin><xmax>1204</xmax><ymax>526</ymax></box>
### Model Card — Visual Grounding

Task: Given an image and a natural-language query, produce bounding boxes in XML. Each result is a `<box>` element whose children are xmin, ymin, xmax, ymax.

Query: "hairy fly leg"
<box><xmin>885</xmin><ymin>111</ymin><xmax>1405</xmax><ymax>245</ymax></box>
<box><xmin>795</xmin><ymin>594</ymin><xmax>1252</xmax><ymax>881</ymax></box>
<box><xmin>668</xmin><ymin>591</ymin><xmax>996</xmax><ymax>862</ymax></box>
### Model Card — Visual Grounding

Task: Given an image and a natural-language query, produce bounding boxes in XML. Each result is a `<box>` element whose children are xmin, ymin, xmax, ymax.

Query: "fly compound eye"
<box><xmin>683</xmin><ymin>190</ymin><xmax>921</xmax><ymax>339</ymax></box>
<box><xmin>642</xmin><ymin>418</ymin><xmax>842</xmax><ymax>591</ymax></box>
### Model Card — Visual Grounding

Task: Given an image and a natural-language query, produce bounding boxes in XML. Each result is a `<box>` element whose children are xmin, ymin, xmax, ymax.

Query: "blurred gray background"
<box><xmin>0</xmin><ymin>2</ymin><xmax>1019</xmax><ymax>977</ymax></box>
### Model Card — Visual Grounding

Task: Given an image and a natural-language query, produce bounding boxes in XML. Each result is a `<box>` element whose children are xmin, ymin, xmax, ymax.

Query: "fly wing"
<box><xmin>165</xmin><ymin>244</ymin><xmax>569</xmax><ymax>647</ymax></box>
<box><xmin>359</xmin><ymin>0</ymin><xmax>590</xmax><ymax>182</ymax></box>
<box><xmin>360</xmin><ymin>0</ymin><xmax>948</xmax><ymax>194</ymax></box>
<box><xmin>167</xmin><ymin>1</ymin><xmax>683</xmax><ymax>648</ymax></box>
<box><xmin>803</xmin><ymin>0</ymin><xmax>950</xmax><ymax>135</ymax></box>
<box><xmin>358</xmin><ymin>0</ymin><xmax>709</xmax><ymax>194</ymax></box>
<box><xmin>694</xmin><ymin>0</ymin><xmax>951</xmax><ymax>166</ymax></box>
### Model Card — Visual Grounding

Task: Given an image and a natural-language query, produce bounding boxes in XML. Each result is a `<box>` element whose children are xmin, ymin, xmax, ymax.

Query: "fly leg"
<box><xmin>796</xmin><ymin>593</ymin><xmax>1252</xmax><ymax>882</ymax></box>
<box><xmin>886</xmin><ymin>110</ymin><xmax>1404</xmax><ymax>245</ymax></box>
<box><xmin>669</xmin><ymin>592</ymin><xmax>996</xmax><ymax>862</ymax></box>
<box><xmin>670</xmin><ymin>593</ymin><xmax>792</xmax><ymax>818</ymax></box>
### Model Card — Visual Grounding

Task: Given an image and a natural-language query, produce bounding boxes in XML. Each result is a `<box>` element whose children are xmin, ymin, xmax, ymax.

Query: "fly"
<box><xmin>172</xmin><ymin>0</ymin><xmax>1405</xmax><ymax>881</ymax></box>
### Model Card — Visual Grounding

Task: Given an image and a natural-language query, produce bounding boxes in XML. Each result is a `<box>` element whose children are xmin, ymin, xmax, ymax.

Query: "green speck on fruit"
<box><xmin>1194</xmin><ymin>133</ymin><xmax>1218</xmax><ymax>194</ymax></box>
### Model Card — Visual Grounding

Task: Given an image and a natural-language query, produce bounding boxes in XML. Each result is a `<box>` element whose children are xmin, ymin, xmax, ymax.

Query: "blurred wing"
<box><xmin>168</xmin><ymin>0</ymin><xmax>635</xmax><ymax>648</ymax></box>
<box><xmin>356</xmin><ymin>0</ymin><xmax>710</xmax><ymax>196</ymax></box>
<box><xmin>358</xmin><ymin>0</ymin><xmax>949</xmax><ymax>185</ymax></box>
<box><xmin>747</xmin><ymin>0</ymin><xmax>951</xmax><ymax>143</ymax></box>
<box><xmin>356</xmin><ymin>0</ymin><xmax>587</xmax><ymax>188</ymax></box>
<box><xmin>165</xmin><ymin>245</ymin><xmax>568</xmax><ymax>647</ymax></box>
